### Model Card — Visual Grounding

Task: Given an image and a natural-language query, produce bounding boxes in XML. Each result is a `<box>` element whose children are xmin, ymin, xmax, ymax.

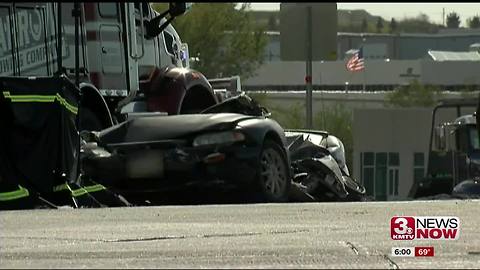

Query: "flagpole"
<box><xmin>362</xmin><ymin>46</ymin><xmax>366</xmax><ymax>91</ymax></box>
<box><xmin>360</xmin><ymin>37</ymin><xmax>366</xmax><ymax>91</ymax></box>
<box><xmin>363</xmin><ymin>66</ymin><xmax>366</xmax><ymax>91</ymax></box>
<box><xmin>305</xmin><ymin>6</ymin><xmax>313</xmax><ymax>129</ymax></box>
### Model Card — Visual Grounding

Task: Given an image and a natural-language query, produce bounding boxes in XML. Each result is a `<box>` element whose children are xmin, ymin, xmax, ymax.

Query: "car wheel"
<box><xmin>256</xmin><ymin>140</ymin><xmax>290</xmax><ymax>202</ymax></box>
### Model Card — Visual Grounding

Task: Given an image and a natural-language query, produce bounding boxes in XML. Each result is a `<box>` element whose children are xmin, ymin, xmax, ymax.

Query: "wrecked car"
<box><xmin>81</xmin><ymin>94</ymin><xmax>292</xmax><ymax>204</ymax></box>
<box><xmin>82</xmin><ymin>93</ymin><xmax>368</xmax><ymax>205</ymax></box>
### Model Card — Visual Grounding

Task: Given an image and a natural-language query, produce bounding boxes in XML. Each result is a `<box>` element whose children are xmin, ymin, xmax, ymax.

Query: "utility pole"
<box><xmin>443</xmin><ymin>8</ymin><xmax>445</xmax><ymax>27</ymax></box>
<box><xmin>305</xmin><ymin>6</ymin><xmax>313</xmax><ymax>129</ymax></box>
<box><xmin>73</xmin><ymin>2</ymin><xmax>80</xmax><ymax>87</ymax></box>
<box><xmin>57</xmin><ymin>2</ymin><xmax>62</xmax><ymax>75</ymax></box>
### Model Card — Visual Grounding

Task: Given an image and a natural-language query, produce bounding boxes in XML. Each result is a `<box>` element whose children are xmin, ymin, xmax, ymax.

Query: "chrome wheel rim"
<box><xmin>260</xmin><ymin>148</ymin><xmax>287</xmax><ymax>197</ymax></box>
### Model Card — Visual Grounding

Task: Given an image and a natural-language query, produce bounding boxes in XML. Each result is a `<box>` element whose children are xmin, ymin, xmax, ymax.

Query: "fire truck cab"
<box><xmin>0</xmin><ymin>2</ymin><xmax>218</xmax><ymax>130</ymax></box>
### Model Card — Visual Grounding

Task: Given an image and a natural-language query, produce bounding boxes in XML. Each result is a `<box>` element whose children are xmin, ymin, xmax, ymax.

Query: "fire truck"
<box><xmin>0</xmin><ymin>2</ymin><xmax>232</xmax><ymax>131</ymax></box>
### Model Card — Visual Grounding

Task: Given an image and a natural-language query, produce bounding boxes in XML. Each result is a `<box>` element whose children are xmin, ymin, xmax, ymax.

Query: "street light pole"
<box><xmin>306</xmin><ymin>6</ymin><xmax>313</xmax><ymax>129</ymax></box>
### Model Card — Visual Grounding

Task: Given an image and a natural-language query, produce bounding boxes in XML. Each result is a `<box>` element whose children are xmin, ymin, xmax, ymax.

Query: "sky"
<box><xmin>242</xmin><ymin>3</ymin><xmax>480</xmax><ymax>27</ymax></box>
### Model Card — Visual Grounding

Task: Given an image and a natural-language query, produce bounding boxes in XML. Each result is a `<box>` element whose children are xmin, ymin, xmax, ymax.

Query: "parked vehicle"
<box><xmin>409</xmin><ymin>98</ymin><xmax>480</xmax><ymax>199</ymax></box>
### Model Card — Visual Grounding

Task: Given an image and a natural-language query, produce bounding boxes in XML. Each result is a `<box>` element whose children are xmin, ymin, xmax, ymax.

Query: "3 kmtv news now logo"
<box><xmin>391</xmin><ymin>216</ymin><xmax>460</xmax><ymax>240</ymax></box>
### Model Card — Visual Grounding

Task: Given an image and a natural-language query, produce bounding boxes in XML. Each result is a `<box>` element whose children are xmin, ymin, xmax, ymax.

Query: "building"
<box><xmin>261</xmin><ymin>30</ymin><xmax>480</xmax><ymax>62</ymax></box>
<box><xmin>247</xmin><ymin>28</ymin><xmax>480</xmax><ymax>201</ymax></box>
<box><xmin>250</xmin><ymin>91</ymin><xmax>478</xmax><ymax>201</ymax></box>
<box><xmin>352</xmin><ymin>106</ymin><xmax>475</xmax><ymax>201</ymax></box>
<box><xmin>337</xmin><ymin>30</ymin><xmax>480</xmax><ymax>60</ymax></box>
<box><xmin>248</xmin><ymin>29</ymin><xmax>480</xmax><ymax>91</ymax></box>
<box><xmin>244</xmin><ymin>57</ymin><xmax>480</xmax><ymax>91</ymax></box>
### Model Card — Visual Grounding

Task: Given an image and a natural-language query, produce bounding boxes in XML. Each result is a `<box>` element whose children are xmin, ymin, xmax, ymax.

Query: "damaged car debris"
<box><xmin>81</xmin><ymin>94</ymin><xmax>368</xmax><ymax>205</ymax></box>
<box><xmin>286</xmin><ymin>130</ymin><xmax>368</xmax><ymax>202</ymax></box>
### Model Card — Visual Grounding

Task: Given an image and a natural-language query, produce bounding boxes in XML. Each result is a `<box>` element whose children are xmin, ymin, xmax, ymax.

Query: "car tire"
<box><xmin>254</xmin><ymin>139</ymin><xmax>291</xmax><ymax>203</ymax></box>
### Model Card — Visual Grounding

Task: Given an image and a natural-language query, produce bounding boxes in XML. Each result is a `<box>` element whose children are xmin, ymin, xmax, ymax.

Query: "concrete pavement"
<box><xmin>1</xmin><ymin>200</ymin><xmax>479</xmax><ymax>268</ymax></box>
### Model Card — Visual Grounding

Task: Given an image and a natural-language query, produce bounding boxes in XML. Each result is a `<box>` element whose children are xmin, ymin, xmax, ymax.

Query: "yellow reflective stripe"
<box><xmin>3</xmin><ymin>92</ymin><xmax>55</xmax><ymax>101</ymax></box>
<box><xmin>0</xmin><ymin>185</ymin><xmax>30</xmax><ymax>201</ymax></box>
<box><xmin>2</xmin><ymin>91</ymin><xmax>78</xmax><ymax>115</ymax></box>
<box><xmin>55</xmin><ymin>93</ymin><xmax>78</xmax><ymax>114</ymax></box>
<box><xmin>83</xmin><ymin>184</ymin><xmax>106</xmax><ymax>193</ymax></box>
<box><xmin>53</xmin><ymin>182</ymin><xmax>87</xmax><ymax>197</ymax></box>
<box><xmin>8</xmin><ymin>99</ymin><xmax>55</xmax><ymax>103</ymax></box>
<box><xmin>53</xmin><ymin>183</ymin><xmax>105</xmax><ymax>197</ymax></box>
<box><xmin>71</xmin><ymin>187</ymin><xmax>88</xmax><ymax>197</ymax></box>
<box><xmin>53</xmin><ymin>183</ymin><xmax>72</xmax><ymax>192</ymax></box>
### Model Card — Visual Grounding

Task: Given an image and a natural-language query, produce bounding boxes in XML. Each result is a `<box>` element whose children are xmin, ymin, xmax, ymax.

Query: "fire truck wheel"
<box><xmin>79</xmin><ymin>107</ymin><xmax>103</xmax><ymax>132</ymax></box>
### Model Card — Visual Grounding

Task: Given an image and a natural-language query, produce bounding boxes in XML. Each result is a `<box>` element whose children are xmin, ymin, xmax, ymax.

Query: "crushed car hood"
<box><xmin>96</xmin><ymin>113</ymin><xmax>258</xmax><ymax>145</ymax></box>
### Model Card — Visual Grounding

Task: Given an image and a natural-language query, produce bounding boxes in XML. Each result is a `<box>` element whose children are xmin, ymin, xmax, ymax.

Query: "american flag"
<box><xmin>346</xmin><ymin>47</ymin><xmax>365</xmax><ymax>72</ymax></box>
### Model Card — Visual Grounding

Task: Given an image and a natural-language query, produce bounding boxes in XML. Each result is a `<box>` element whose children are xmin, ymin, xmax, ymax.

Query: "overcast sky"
<box><xmin>241</xmin><ymin>3</ymin><xmax>480</xmax><ymax>27</ymax></box>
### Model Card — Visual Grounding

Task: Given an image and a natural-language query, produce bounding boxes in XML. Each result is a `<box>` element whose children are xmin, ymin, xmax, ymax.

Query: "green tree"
<box><xmin>386</xmin><ymin>80</ymin><xmax>443</xmax><ymax>107</ymax></box>
<box><xmin>361</xmin><ymin>18</ymin><xmax>368</xmax><ymax>32</ymax></box>
<box><xmin>397</xmin><ymin>13</ymin><xmax>440</xmax><ymax>33</ymax></box>
<box><xmin>446</xmin><ymin>12</ymin><xmax>461</xmax><ymax>28</ymax></box>
<box><xmin>389</xmin><ymin>18</ymin><xmax>397</xmax><ymax>33</ymax></box>
<box><xmin>376</xmin><ymin>17</ymin><xmax>384</xmax><ymax>33</ymax></box>
<box><xmin>267</xmin><ymin>14</ymin><xmax>277</xmax><ymax>30</ymax></box>
<box><xmin>467</xmin><ymin>15</ymin><xmax>480</xmax><ymax>29</ymax></box>
<box><xmin>152</xmin><ymin>3</ymin><xmax>268</xmax><ymax>79</ymax></box>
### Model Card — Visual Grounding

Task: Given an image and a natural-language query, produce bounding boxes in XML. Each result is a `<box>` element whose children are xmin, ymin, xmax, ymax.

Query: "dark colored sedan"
<box><xmin>82</xmin><ymin>94</ymin><xmax>291</xmax><ymax>204</ymax></box>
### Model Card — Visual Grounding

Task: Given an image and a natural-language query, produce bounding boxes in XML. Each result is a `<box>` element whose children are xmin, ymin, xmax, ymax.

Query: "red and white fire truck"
<box><xmin>0</xmin><ymin>2</ymin><xmax>237</xmax><ymax>130</ymax></box>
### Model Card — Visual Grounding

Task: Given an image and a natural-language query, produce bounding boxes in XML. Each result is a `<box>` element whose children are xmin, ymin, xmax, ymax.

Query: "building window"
<box><xmin>375</xmin><ymin>152</ymin><xmax>388</xmax><ymax>200</ymax></box>
<box><xmin>413</xmin><ymin>152</ymin><xmax>425</xmax><ymax>183</ymax></box>
<box><xmin>388</xmin><ymin>152</ymin><xmax>399</xmax><ymax>196</ymax></box>
<box><xmin>361</xmin><ymin>151</ymin><xmax>400</xmax><ymax>200</ymax></box>
<box><xmin>361</xmin><ymin>152</ymin><xmax>375</xmax><ymax>197</ymax></box>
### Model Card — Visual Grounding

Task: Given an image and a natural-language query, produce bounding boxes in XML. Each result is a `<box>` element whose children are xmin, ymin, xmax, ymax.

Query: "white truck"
<box><xmin>0</xmin><ymin>2</ymin><xmax>240</xmax><ymax>131</ymax></box>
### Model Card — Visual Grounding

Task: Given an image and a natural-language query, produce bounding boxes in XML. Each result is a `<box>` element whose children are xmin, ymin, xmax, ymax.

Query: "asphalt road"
<box><xmin>1</xmin><ymin>200</ymin><xmax>479</xmax><ymax>269</ymax></box>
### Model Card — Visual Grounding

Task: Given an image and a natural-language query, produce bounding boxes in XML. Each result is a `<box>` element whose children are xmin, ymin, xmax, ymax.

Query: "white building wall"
<box><xmin>352</xmin><ymin>108</ymin><xmax>432</xmax><ymax>200</ymax></box>
<box><xmin>421</xmin><ymin>61</ymin><xmax>480</xmax><ymax>85</ymax></box>
<box><xmin>245</xmin><ymin>60</ymin><xmax>480</xmax><ymax>88</ymax></box>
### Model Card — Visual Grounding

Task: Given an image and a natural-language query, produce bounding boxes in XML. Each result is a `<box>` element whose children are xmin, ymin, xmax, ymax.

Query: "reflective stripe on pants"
<box><xmin>0</xmin><ymin>185</ymin><xmax>30</xmax><ymax>201</ymax></box>
<box><xmin>53</xmin><ymin>183</ymin><xmax>106</xmax><ymax>197</ymax></box>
